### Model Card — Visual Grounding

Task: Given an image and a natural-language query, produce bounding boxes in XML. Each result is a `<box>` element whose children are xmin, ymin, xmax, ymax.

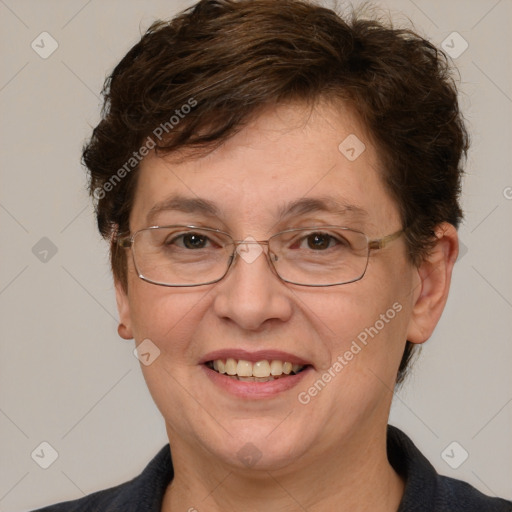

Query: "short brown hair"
<box><xmin>82</xmin><ymin>0</ymin><xmax>469</xmax><ymax>382</ymax></box>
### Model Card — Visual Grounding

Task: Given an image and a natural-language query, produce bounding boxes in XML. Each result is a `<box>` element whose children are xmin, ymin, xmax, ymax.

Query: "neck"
<box><xmin>161</xmin><ymin>424</ymin><xmax>404</xmax><ymax>512</ymax></box>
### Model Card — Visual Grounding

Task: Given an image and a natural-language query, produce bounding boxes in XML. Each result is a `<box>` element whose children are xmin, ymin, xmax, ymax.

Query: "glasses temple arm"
<box><xmin>368</xmin><ymin>229</ymin><xmax>404</xmax><ymax>250</ymax></box>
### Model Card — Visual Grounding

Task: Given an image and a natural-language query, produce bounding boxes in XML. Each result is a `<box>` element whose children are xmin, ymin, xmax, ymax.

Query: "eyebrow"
<box><xmin>276</xmin><ymin>196</ymin><xmax>368</xmax><ymax>222</ymax></box>
<box><xmin>146</xmin><ymin>194</ymin><xmax>368</xmax><ymax>225</ymax></box>
<box><xmin>147</xmin><ymin>195</ymin><xmax>220</xmax><ymax>224</ymax></box>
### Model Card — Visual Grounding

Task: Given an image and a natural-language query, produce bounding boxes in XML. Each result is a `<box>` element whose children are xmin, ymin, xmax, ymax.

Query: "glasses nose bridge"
<box><xmin>232</xmin><ymin>238</ymin><xmax>270</xmax><ymax>248</ymax></box>
<box><xmin>226</xmin><ymin>238</ymin><xmax>279</xmax><ymax>278</ymax></box>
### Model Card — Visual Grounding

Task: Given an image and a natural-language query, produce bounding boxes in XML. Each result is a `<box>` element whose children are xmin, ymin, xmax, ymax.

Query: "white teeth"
<box><xmin>236</xmin><ymin>360</ymin><xmax>252</xmax><ymax>377</ymax></box>
<box><xmin>216</xmin><ymin>359</ymin><xmax>226</xmax><ymax>374</ymax></box>
<box><xmin>282</xmin><ymin>362</ymin><xmax>292</xmax><ymax>375</ymax></box>
<box><xmin>253</xmin><ymin>360</ymin><xmax>271</xmax><ymax>377</ymax></box>
<box><xmin>209</xmin><ymin>358</ymin><xmax>305</xmax><ymax>378</ymax></box>
<box><xmin>225</xmin><ymin>358</ymin><xmax>237</xmax><ymax>375</ymax></box>
<box><xmin>270</xmin><ymin>360</ymin><xmax>283</xmax><ymax>375</ymax></box>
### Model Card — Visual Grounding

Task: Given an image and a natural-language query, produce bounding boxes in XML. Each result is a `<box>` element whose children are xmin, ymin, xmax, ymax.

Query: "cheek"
<box><xmin>128</xmin><ymin>281</ymin><xmax>209</xmax><ymax>360</ymax></box>
<box><xmin>303</xmin><ymin>270</ymin><xmax>410</xmax><ymax>378</ymax></box>
<box><xmin>127</xmin><ymin>285</ymin><xmax>213</xmax><ymax>433</ymax></box>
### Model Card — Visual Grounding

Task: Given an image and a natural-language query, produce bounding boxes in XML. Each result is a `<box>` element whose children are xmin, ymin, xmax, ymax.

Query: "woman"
<box><xmin>33</xmin><ymin>0</ymin><xmax>512</xmax><ymax>510</ymax></box>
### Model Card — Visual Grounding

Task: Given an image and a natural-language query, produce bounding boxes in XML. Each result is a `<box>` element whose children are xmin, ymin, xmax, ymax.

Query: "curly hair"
<box><xmin>82</xmin><ymin>0</ymin><xmax>469</xmax><ymax>383</ymax></box>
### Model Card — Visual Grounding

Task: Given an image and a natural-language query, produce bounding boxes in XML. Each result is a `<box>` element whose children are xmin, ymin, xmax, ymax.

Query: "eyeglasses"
<box><xmin>118</xmin><ymin>225</ymin><xmax>403</xmax><ymax>287</ymax></box>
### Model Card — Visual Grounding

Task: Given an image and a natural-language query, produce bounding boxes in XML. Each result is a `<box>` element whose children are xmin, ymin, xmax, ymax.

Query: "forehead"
<box><xmin>131</xmin><ymin>101</ymin><xmax>401</xmax><ymax>234</ymax></box>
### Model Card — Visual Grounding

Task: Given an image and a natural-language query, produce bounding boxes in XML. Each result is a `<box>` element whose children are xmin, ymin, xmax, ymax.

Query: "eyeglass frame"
<box><xmin>117</xmin><ymin>224</ymin><xmax>404</xmax><ymax>288</ymax></box>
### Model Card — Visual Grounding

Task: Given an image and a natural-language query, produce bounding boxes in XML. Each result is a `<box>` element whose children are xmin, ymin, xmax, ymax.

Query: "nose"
<box><xmin>211</xmin><ymin>240</ymin><xmax>293</xmax><ymax>331</ymax></box>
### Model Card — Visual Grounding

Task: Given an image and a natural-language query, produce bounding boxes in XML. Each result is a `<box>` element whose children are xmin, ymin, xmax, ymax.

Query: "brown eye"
<box><xmin>182</xmin><ymin>233</ymin><xmax>209</xmax><ymax>249</ymax></box>
<box><xmin>298</xmin><ymin>232</ymin><xmax>349</xmax><ymax>251</ymax></box>
<box><xmin>305</xmin><ymin>233</ymin><xmax>334</xmax><ymax>250</ymax></box>
<box><xmin>165</xmin><ymin>233</ymin><xmax>210</xmax><ymax>249</ymax></box>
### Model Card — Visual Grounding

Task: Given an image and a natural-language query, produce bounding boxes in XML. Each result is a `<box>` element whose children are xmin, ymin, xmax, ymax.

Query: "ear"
<box><xmin>406</xmin><ymin>222</ymin><xmax>459</xmax><ymax>344</ymax></box>
<box><xmin>115</xmin><ymin>279</ymin><xmax>133</xmax><ymax>340</ymax></box>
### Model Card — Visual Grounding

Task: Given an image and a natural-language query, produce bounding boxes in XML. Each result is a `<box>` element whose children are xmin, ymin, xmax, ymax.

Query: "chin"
<box><xmin>201</xmin><ymin>421</ymin><xmax>312</xmax><ymax>472</ymax></box>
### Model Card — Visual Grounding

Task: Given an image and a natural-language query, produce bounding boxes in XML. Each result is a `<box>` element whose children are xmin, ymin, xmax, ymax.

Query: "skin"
<box><xmin>116</xmin><ymin>100</ymin><xmax>458</xmax><ymax>511</ymax></box>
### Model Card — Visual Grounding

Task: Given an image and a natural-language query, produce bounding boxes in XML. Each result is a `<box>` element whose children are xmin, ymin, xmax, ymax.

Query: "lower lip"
<box><xmin>202</xmin><ymin>364</ymin><xmax>313</xmax><ymax>399</ymax></box>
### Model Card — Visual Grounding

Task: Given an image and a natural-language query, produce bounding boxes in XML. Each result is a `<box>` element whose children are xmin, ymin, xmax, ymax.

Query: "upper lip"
<box><xmin>200</xmin><ymin>349</ymin><xmax>312</xmax><ymax>367</ymax></box>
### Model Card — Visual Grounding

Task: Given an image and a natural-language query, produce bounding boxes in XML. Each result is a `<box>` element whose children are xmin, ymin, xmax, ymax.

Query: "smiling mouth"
<box><xmin>205</xmin><ymin>358</ymin><xmax>309</xmax><ymax>382</ymax></box>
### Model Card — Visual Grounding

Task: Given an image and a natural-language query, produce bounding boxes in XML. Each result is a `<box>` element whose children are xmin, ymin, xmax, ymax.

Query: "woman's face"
<box><xmin>117</xmin><ymin>102</ymin><xmax>420</xmax><ymax>471</ymax></box>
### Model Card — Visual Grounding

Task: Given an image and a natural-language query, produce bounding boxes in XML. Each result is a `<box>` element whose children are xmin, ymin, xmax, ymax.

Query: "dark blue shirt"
<box><xmin>31</xmin><ymin>426</ymin><xmax>511</xmax><ymax>511</ymax></box>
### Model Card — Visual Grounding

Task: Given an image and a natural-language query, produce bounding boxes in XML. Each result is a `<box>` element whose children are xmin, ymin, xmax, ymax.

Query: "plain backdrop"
<box><xmin>1</xmin><ymin>0</ymin><xmax>511</xmax><ymax>510</ymax></box>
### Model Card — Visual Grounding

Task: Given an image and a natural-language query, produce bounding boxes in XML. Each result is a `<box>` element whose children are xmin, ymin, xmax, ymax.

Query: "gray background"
<box><xmin>0</xmin><ymin>0</ymin><xmax>511</xmax><ymax>510</ymax></box>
